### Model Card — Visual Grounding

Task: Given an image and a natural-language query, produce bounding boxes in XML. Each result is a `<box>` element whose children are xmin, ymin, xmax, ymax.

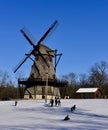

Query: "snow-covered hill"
<box><xmin>0</xmin><ymin>99</ymin><xmax>108</xmax><ymax>130</ymax></box>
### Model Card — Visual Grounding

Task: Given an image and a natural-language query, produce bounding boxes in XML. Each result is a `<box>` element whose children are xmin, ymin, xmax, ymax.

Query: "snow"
<box><xmin>0</xmin><ymin>99</ymin><xmax>108</xmax><ymax>130</ymax></box>
<box><xmin>76</xmin><ymin>88</ymin><xmax>99</xmax><ymax>93</ymax></box>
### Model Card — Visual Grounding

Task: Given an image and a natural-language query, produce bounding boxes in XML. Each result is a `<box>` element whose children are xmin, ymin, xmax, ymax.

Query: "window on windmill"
<box><xmin>49</xmin><ymin>56</ymin><xmax>52</xmax><ymax>62</ymax></box>
<box><xmin>31</xmin><ymin>73</ymin><xmax>34</xmax><ymax>78</ymax></box>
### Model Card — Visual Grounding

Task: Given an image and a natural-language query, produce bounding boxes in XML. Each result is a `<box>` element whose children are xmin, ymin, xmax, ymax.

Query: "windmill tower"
<box><xmin>14</xmin><ymin>20</ymin><xmax>67</xmax><ymax>100</ymax></box>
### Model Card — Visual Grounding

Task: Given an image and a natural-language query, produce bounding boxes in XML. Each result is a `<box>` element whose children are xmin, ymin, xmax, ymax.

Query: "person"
<box><xmin>71</xmin><ymin>105</ymin><xmax>76</xmax><ymax>112</ymax></box>
<box><xmin>50</xmin><ymin>99</ymin><xmax>54</xmax><ymax>107</ymax></box>
<box><xmin>64</xmin><ymin>115</ymin><xmax>70</xmax><ymax>120</ymax></box>
<box><xmin>55</xmin><ymin>97</ymin><xmax>58</xmax><ymax>106</ymax></box>
<box><xmin>15</xmin><ymin>100</ymin><xmax>18</xmax><ymax>106</ymax></box>
<box><xmin>57</xmin><ymin>97</ymin><xmax>61</xmax><ymax>106</ymax></box>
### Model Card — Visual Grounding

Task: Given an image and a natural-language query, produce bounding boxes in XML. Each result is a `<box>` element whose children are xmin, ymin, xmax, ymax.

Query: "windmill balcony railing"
<box><xmin>18</xmin><ymin>78</ymin><xmax>68</xmax><ymax>86</ymax></box>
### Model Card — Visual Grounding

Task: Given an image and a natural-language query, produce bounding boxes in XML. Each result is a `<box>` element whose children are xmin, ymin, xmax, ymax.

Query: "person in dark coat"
<box><xmin>71</xmin><ymin>105</ymin><xmax>76</xmax><ymax>112</ymax></box>
<box><xmin>64</xmin><ymin>115</ymin><xmax>70</xmax><ymax>120</ymax></box>
<box><xmin>57</xmin><ymin>98</ymin><xmax>61</xmax><ymax>106</ymax></box>
<box><xmin>15</xmin><ymin>100</ymin><xmax>18</xmax><ymax>106</ymax></box>
<box><xmin>50</xmin><ymin>99</ymin><xmax>54</xmax><ymax>107</ymax></box>
<box><xmin>55</xmin><ymin>97</ymin><xmax>58</xmax><ymax>106</ymax></box>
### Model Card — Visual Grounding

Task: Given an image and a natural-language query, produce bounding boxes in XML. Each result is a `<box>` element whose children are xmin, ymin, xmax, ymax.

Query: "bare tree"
<box><xmin>89</xmin><ymin>61</ymin><xmax>108</xmax><ymax>87</ymax></box>
<box><xmin>15</xmin><ymin>71</ymin><xmax>26</xmax><ymax>99</ymax></box>
<box><xmin>0</xmin><ymin>70</ymin><xmax>17</xmax><ymax>100</ymax></box>
<box><xmin>68</xmin><ymin>72</ymin><xmax>77</xmax><ymax>86</ymax></box>
<box><xmin>61</xmin><ymin>74</ymin><xmax>69</xmax><ymax>82</ymax></box>
<box><xmin>61</xmin><ymin>72</ymin><xmax>77</xmax><ymax>86</ymax></box>
<box><xmin>79</xmin><ymin>73</ymin><xmax>89</xmax><ymax>86</ymax></box>
<box><xmin>0</xmin><ymin>71</ymin><xmax>9</xmax><ymax>87</ymax></box>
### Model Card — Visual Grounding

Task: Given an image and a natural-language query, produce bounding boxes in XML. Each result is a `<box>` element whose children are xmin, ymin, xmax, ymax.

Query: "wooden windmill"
<box><xmin>14</xmin><ymin>20</ymin><xmax>67</xmax><ymax>100</ymax></box>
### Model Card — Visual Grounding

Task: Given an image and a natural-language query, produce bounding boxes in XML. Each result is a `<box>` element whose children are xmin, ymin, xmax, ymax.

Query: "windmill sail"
<box><xmin>13</xmin><ymin>20</ymin><xmax>58</xmax><ymax>73</ymax></box>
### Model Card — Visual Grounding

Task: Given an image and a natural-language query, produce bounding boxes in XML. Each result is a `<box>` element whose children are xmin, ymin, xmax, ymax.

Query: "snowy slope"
<box><xmin>0</xmin><ymin>99</ymin><xmax>108</xmax><ymax>130</ymax></box>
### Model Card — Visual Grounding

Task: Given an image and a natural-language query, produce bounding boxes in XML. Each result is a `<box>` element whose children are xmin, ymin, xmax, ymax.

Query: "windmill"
<box><xmin>14</xmin><ymin>20</ymin><xmax>67</xmax><ymax>100</ymax></box>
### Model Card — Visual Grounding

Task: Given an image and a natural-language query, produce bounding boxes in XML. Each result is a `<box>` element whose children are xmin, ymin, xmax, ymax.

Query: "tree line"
<box><xmin>60</xmin><ymin>61</ymin><xmax>108</xmax><ymax>98</ymax></box>
<box><xmin>0</xmin><ymin>61</ymin><xmax>108</xmax><ymax>100</ymax></box>
<box><xmin>0</xmin><ymin>70</ymin><xmax>17</xmax><ymax>100</ymax></box>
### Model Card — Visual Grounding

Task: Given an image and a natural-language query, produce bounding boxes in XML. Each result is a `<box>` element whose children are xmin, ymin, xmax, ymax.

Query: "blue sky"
<box><xmin>0</xmin><ymin>0</ymin><xmax>108</xmax><ymax>83</ymax></box>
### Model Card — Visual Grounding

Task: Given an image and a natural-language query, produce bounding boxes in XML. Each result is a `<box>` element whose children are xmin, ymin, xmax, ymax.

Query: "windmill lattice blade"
<box><xmin>21</xmin><ymin>27</ymin><xmax>36</xmax><ymax>47</ymax></box>
<box><xmin>13</xmin><ymin>49</ymin><xmax>33</xmax><ymax>73</ymax></box>
<box><xmin>37</xmin><ymin>20</ymin><xmax>58</xmax><ymax>46</ymax></box>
